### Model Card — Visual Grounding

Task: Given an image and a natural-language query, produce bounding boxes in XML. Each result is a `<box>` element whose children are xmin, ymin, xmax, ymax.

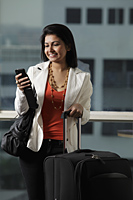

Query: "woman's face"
<box><xmin>44</xmin><ymin>34</ymin><xmax>70</xmax><ymax>64</ymax></box>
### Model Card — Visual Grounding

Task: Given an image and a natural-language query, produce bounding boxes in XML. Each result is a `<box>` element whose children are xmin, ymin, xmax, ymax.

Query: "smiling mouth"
<box><xmin>49</xmin><ymin>53</ymin><xmax>57</xmax><ymax>58</ymax></box>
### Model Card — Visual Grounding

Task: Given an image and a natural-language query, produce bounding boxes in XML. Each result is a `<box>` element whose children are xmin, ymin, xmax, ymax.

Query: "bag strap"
<box><xmin>24</xmin><ymin>85</ymin><xmax>38</xmax><ymax>109</ymax></box>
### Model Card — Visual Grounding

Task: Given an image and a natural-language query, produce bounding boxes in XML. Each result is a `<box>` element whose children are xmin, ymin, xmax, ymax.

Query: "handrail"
<box><xmin>0</xmin><ymin>110</ymin><xmax>133</xmax><ymax>122</ymax></box>
<box><xmin>90</xmin><ymin>111</ymin><xmax>133</xmax><ymax>122</ymax></box>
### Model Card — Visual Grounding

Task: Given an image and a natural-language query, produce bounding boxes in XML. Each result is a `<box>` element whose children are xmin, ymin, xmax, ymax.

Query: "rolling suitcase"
<box><xmin>43</xmin><ymin>111</ymin><xmax>133</xmax><ymax>200</ymax></box>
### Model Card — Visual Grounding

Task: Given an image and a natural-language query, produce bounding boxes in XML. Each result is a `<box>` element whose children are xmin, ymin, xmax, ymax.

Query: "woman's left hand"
<box><xmin>67</xmin><ymin>103</ymin><xmax>83</xmax><ymax>118</ymax></box>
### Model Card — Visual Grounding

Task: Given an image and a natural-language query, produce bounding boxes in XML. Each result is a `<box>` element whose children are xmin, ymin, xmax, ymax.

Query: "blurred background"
<box><xmin>0</xmin><ymin>0</ymin><xmax>133</xmax><ymax>199</ymax></box>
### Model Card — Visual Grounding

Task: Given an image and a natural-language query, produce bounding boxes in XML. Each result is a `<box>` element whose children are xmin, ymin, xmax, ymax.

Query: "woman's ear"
<box><xmin>66</xmin><ymin>44</ymin><xmax>71</xmax><ymax>51</ymax></box>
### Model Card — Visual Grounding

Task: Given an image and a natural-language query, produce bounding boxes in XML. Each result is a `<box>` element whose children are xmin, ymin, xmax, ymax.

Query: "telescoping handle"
<box><xmin>61</xmin><ymin>110</ymin><xmax>81</xmax><ymax>154</ymax></box>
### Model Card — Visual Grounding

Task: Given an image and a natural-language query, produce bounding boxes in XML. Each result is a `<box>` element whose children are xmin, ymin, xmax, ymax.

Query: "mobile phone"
<box><xmin>15</xmin><ymin>68</ymin><xmax>31</xmax><ymax>89</ymax></box>
<box><xmin>15</xmin><ymin>68</ymin><xmax>38</xmax><ymax>109</ymax></box>
<box><xmin>15</xmin><ymin>68</ymin><xmax>28</xmax><ymax>78</ymax></box>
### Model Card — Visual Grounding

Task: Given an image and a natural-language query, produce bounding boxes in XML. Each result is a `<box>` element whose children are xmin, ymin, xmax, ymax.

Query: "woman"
<box><xmin>15</xmin><ymin>24</ymin><xmax>92</xmax><ymax>200</ymax></box>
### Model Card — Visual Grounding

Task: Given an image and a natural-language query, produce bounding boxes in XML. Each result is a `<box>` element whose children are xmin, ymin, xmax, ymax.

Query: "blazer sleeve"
<box><xmin>14</xmin><ymin>67</ymin><xmax>33</xmax><ymax>115</ymax></box>
<box><xmin>79</xmin><ymin>73</ymin><xmax>93</xmax><ymax>125</ymax></box>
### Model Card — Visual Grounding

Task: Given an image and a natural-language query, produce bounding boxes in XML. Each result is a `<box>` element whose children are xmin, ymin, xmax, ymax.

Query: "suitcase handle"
<box><xmin>61</xmin><ymin>110</ymin><xmax>71</xmax><ymax>119</ymax></box>
<box><xmin>61</xmin><ymin>110</ymin><xmax>81</xmax><ymax>153</ymax></box>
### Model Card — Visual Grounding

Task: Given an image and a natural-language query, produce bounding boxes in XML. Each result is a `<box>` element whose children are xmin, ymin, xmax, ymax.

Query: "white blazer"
<box><xmin>15</xmin><ymin>61</ymin><xmax>93</xmax><ymax>153</ymax></box>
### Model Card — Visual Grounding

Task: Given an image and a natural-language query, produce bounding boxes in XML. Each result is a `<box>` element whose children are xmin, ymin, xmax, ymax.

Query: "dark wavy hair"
<box><xmin>40</xmin><ymin>24</ymin><xmax>77</xmax><ymax>68</ymax></box>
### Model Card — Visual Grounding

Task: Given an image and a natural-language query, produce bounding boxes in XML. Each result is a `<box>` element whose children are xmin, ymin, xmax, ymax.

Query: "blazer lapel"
<box><xmin>64</xmin><ymin>68</ymin><xmax>86</xmax><ymax>110</ymax></box>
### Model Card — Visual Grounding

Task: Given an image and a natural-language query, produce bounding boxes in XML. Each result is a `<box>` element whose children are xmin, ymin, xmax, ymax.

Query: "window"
<box><xmin>127</xmin><ymin>60</ymin><xmax>133</xmax><ymax>87</ymax></box>
<box><xmin>66</xmin><ymin>8</ymin><xmax>81</xmax><ymax>24</ymax></box>
<box><xmin>1</xmin><ymin>97</ymin><xmax>15</xmax><ymax>110</ymax></box>
<box><xmin>104</xmin><ymin>60</ymin><xmax>133</xmax><ymax>88</ymax></box>
<box><xmin>0</xmin><ymin>74</ymin><xmax>15</xmax><ymax>86</ymax></box>
<box><xmin>129</xmin><ymin>9</ymin><xmax>133</xmax><ymax>24</ymax></box>
<box><xmin>103</xmin><ymin>122</ymin><xmax>132</xmax><ymax>136</ymax></box>
<box><xmin>103</xmin><ymin>59</ymin><xmax>133</xmax><ymax>111</ymax></box>
<box><xmin>108</xmin><ymin>9</ymin><xmax>124</xmax><ymax>24</ymax></box>
<box><xmin>104</xmin><ymin>60</ymin><xmax>123</xmax><ymax>87</ymax></box>
<box><xmin>87</xmin><ymin>9</ymin><xmax>102</xmax><ymax>24</ymax></box>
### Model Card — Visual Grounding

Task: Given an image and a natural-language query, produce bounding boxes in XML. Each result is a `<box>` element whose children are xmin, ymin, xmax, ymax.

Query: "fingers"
<box><xmin>15</xmin><ymin>73</ymin><xmax>22</xmax><ymax>83</ymax></box>
<box><xmin>66</xmin><ymin>104</ymin><xmax>83</xmax><ymax>118</ymax></box>
<box><xmin>15</xmin><ymin>74</ymin><xmax>31</xmax><ymax>91</ymax></box>
<box><xmin>70</xmin><ymin>109</ymin><xmax>82</xmax><ymax>118</ymax></box>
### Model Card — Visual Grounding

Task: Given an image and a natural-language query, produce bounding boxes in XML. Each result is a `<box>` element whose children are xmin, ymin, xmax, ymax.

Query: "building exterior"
<box><xmin>43</xmin><ymin>0</ymin><xmax>133</xmax><ymax>112</ymax></box>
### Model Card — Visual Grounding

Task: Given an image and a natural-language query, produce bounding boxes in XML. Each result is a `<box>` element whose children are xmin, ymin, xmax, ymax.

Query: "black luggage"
<box><xmin>43</xmin><ymin>112</ymin><xmax>133</xmax><ymax>200</ymax></box>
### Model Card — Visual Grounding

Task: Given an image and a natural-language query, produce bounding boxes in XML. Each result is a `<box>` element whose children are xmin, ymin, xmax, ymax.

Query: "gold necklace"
<box><xmin>49</xmin><ymin>64</ymin><xmax>69</xmax><ymax>90</ymax></box>
<box><xmin>49</xmin><ymin>64</ymin><xmax>70</xmax><ymax>110</ymax></box>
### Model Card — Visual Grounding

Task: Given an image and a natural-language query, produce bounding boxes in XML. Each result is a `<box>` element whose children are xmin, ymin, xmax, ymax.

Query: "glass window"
<box><xmin>108</xmin><ymin>8</ymin><xmax>124</xmax><ymax>24</ymax></box>
<box><xmin>87</xmin><ymin>9</ymin><xmax>102</xmax><ymax>24</ymax></box>
<box><xmin>103</xmin><ymin>122</ymin><xmax>132</xmax><ymax>136</ymax></box>
<box><xmin>129</xmin><ymin>9</ymin><xmax>133</xmax><ymax>24</ymax></box>
<box><xmin>0</xmin><ymin>74</ymin><xmax>15</xmax><ymax>86</ymax></box>
<box><xmin>103</xmin><ymin>59</ymin><xmax>133</xmax><ymax>111</ymax></box>
<box><xmin>66</xmin><ymin>8</ymin><xmax>81</xmax><ymax>24</ymax></box>
<box><xmin>104</xmin><ymin>59</ymin><xmax>133</xmax><ymax>88</ymax></box>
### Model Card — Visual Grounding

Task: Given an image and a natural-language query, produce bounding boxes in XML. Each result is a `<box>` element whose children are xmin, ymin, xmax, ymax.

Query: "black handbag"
<box><xmin>1</xmin><ymin>85</ymin><xmax>38</xmax><ymax>157</ymax></box>
<box><xmin>1</xmin><ymin>108</ymin><xmax>35</xmax><ymax>156</ymax></box>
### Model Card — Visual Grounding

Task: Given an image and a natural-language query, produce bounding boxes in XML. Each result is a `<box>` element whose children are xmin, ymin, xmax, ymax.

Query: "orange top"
<box><xmin>41</xmin><ymin>80</ymin><xmax>66</xmax><ymax>140</ymax></box>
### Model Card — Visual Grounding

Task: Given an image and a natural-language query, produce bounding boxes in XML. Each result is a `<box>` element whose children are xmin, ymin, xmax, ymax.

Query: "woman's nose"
<box><xmin>49</xmin><ymin>45</ymin><xmax>54</xmax><ymax>52</ymax></box>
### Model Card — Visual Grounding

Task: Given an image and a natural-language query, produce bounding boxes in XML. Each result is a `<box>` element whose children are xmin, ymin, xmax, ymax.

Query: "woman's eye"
<box><xmin>54</xmin><ymin>43</ymin><xmax>59</xmax><ymax>46</ymax></box>
<box><xmin>44</xmin><ymin>42</ymin><xmax>60</xmax><ymax>48</ymax></box>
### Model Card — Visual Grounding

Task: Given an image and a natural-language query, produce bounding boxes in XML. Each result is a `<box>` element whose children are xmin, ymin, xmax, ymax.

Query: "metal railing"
<box><xmin>0</xmin><ymin>110</ymin><xmax>133</xmax><ymax>122</ymax></box>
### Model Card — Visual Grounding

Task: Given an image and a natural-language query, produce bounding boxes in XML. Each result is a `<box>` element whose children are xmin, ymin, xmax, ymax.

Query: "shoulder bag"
<box><xmin>1</xmin><ymin>86</ymin><xmax>38</xmax><ymax>157</ymax></box>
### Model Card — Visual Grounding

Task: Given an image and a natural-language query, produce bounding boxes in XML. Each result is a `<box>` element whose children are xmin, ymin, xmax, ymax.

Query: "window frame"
<box><xmin>108</xmin><ymin>8</ymin><xmax>124</xmax><ymax>24</ymax></box>
<box><xmin>129</xmin><ymin>8</ymin><xmax>133</xmax><ymax>24</ymax></box>
<box><xmin>66</xmin><ymin>8</ymin><xmax>81</xmax><ymax>24</ymax></box>
<box><xmin>87</xmin><ymin>8</ymin><xmax>103</xmax><ymax>24</ymax></box>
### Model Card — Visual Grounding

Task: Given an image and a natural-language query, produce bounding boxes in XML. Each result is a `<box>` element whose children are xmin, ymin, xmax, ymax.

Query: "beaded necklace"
<box><xmin>49</xmin><ymin>64</ymin><xmax>70</xmax><ymax>110</ymax></box>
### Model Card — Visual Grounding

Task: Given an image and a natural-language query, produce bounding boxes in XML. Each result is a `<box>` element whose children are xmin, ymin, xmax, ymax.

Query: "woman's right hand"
<box><xmin>15</xmin><ymin>73</ymin><xmax>31</xmax><ymax>92</ymax></box>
